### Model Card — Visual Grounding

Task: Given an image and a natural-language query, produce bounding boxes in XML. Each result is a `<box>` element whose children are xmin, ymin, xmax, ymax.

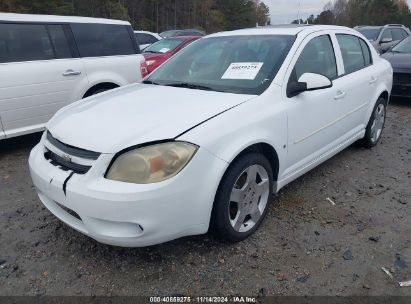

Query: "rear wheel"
<box><xmin>361</xmin><ymin>97</ymin><xmax>387</xmax><ymax>148</ymax></box>
<box><xmin>211</xmin><ymin>153</ymin><xmax>273</xmax><ymax>242</ymax></box>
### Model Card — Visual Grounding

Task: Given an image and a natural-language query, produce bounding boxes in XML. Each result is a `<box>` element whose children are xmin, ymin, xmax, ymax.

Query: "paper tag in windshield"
<box><xmin>222</xmin><ymin>62</ymin><xmax>263</xmax><ymax>80</ymax></box>
<box><xmin>159</xmin><ymin>48</ymin><xmax>170</xmax><ymax>53</ymax></box>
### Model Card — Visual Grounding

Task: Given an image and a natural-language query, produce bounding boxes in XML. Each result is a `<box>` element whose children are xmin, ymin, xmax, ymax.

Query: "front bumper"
<box><xmin>391</xmin><ymin>83</ymin><xmax>411</xmax><ymax>98</ymax></box>
<box><xmin>29</xmin><ymin>141</ymin><xmax>227</xmax><ymax>247</ymax></box>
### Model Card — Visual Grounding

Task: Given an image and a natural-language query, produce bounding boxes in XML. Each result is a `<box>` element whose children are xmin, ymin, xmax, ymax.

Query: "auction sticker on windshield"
<box><xmin>221</xmin><ymin>62</ymin><xmax>264</xmax><ymax>80</ymax></box>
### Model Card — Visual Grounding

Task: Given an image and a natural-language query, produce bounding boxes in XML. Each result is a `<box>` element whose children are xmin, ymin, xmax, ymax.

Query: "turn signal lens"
<box><xmin>106</xmin><ymin>142</ymin><xmax>198</xmax><ymax>184</ymax></box>
<box><xmin>146</xmin><ymin>60</ymin><xmax>157</xmax><ymax>66</ymax></box>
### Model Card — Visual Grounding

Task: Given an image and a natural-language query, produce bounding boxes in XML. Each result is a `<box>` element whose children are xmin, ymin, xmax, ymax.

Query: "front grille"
<box><xmin>46</xmin><ymin>131</ymin><xmax>100</xmax><ymax>160</ymax></box>
<box><xmin>44</xmin><ymin>131</ymin><xmax>101</xmax><ymax>174</ymax></box>
<box><xmin>44</xmin><ymin>149</ymin><xmax>91</xmax><ymax>174</ymax></box>
<box><xmin>393</xmin><ymin>73</ymin><xmax>411</xmax><ymax>85</ymax></box>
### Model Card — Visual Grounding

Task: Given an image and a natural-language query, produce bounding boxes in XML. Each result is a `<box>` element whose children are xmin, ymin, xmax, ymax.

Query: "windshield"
<box><xmin>392</xmin><ymin>36</ymin><xmax>411</xmax><ymax>53</ymax></box>
<box><xmin>357</xmin><ymin>28</ymin><xmax>381</xmax><ymax>41</ymax></box>
<box><xmin>143</xmin><ymin>38</ymin><xmax>182</xmax><ymax>54</ymax></box>
<box><xmin>145</xmin><ymin>35</ymin><xmax>295</xmax><ymax>95</ymax></box>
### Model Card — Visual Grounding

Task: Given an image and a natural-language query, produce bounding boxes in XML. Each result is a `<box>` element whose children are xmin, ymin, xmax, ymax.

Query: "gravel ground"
<box><xmin>0</xmin><ymin>99</ymin><xmax>410</xmax><ymax>297</ymax></box>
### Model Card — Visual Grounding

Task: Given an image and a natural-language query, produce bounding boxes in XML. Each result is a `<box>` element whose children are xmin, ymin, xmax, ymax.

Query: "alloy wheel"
<box><xmin>228</xmin><ymin>164</ymin><xmax>270</xmax><ymax>233</ymax></box>
<box><xmin>370</xmin><ymin>103</ymin><xmax>385</xmax><ymax>143</ymax></box>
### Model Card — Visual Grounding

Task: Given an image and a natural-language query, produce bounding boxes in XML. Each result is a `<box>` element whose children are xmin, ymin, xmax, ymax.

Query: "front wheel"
<box><xmin>361</xmin><ymin>97</ymin><xmax>387</xmax><ymax>148</ymax></box>
<box><xmin>210</xmin><ymin>153</ymin><xmax>273</xmax><ymax>242</ymax></box>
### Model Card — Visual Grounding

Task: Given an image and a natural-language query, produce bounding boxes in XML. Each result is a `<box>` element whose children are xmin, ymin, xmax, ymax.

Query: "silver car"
<box><xmin>355</xmin><ymin>24</ymin><xmax>410</xmax><ymax>54</ymax></box>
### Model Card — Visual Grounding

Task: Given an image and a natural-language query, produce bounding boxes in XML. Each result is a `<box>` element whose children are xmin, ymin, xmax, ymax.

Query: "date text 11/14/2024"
<box><xmin>149</xmin><ymin>296</ymin><xmax>257</xmax><ymax>303</ymax></box>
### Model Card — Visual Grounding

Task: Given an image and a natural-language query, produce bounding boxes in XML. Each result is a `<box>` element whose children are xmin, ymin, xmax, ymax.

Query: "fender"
<box><xmin>363</xmin><ymin>63</ymin><xmax>393</xmax><ymax>127</ymax></box>
<box><xmin>179</xmin><ymin>94</ymin><xmax>288</xmax><ymax>186</ymax></box>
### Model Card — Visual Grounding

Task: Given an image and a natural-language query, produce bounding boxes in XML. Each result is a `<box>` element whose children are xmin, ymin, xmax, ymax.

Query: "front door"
<box><xmin>285</xmin><ymin>33</ymin><xmax>346</xmax><ymax>174</ymax></box>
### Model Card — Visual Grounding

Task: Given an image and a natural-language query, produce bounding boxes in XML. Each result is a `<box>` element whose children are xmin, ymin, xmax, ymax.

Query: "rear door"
<box><xmin>71</xmin><ymin>23</ymin><xmax>144</xmax><ymax>86</ymax></box>
<box><xmin>0</xmin><ymin>22</ymin><xmax>87</xmax><ymax>138</ymax></box>
<box><xmin>333</xmin><ymin>33</ymin><xmax>374</xmax><ymax>131</ymax></box>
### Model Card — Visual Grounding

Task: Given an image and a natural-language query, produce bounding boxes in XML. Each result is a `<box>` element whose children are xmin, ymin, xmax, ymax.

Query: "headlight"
<box><xmin>146</xmin><ymin>60</ymin><xmax>156</xmax><ymax>66</ymax></box>
<box><xmin>106</xmin><ymin>142</ymin><xmax>198</xmax><ymax>184</ymax></box>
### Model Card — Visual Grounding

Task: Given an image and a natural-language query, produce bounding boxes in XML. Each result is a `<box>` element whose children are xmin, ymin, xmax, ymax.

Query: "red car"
<box><xmin>143</xmin><ymin>36</ymin><xmax>200</xmax><ymax>75</ymax></box>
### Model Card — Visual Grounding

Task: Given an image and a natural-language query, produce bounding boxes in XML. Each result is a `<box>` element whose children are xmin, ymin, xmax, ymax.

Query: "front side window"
<box><xmin>291</xmin><ymin>35</ymin><xmax>337</xmax><ymax>82</ymax></box>
<box><xmin>0</xmin><ymin>23</ymin><xmax>54</xmax><ymax>63</ymax></box>
<box><xmin>337</xmin><ymin>34</ymin><xmax>366</xmax><ymax>74</ymax></box>
<box><xmin>71</xmin><ymin>23</ymin><xmax>136</xmax><ymax>57</ymax></box>
<box><xmin>381</xmin><ymin>29</ymin><xmax>393</xmax><ymax>41</ymax></box>
<box><xmin>146</xmin><ymin>35</ymin><xmax>295</xmax><ymax>95</ymax></box>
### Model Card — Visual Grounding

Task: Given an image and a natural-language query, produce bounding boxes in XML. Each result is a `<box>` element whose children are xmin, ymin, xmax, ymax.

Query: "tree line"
<box><xmin>0</xmin><ymin>0</ymin><xmax>270</xmax><ymax>33</ymax></box>
<box><xmin>293</xmin><ymin>0</ymin><xmax>411</xmax><ymax>28</ymax></box>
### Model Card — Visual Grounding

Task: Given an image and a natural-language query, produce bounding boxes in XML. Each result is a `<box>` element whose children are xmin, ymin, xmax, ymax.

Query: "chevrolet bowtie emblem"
<box><xmin>62</xmin><ymin>154</ymin><xmax>72</xmax><ymax>163</ymax></box>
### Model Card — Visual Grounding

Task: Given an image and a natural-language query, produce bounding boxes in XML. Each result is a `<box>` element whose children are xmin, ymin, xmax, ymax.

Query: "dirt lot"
<box><xmin>0</xmin><ymin>100</ymin><xmax>410</xmax><ymax>297</ymax></box>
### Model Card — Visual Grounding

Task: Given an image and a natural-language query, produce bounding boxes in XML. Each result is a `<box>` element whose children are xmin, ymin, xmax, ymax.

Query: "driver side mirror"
<box><xmin>287</xmin><ymin>73</ymin><xmax>332</xmax><ymax>98</ymax></box>
<box><xmin>380</xmin><ymin>37</ymin><xmax>393</xmax><ymax>44</ymax></box>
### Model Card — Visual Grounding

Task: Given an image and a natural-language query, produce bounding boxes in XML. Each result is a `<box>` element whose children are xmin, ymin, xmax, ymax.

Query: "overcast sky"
<box><xmin>265</xmin><ymin>0</ymin><xmax>411</xmax><ymax>24</ymax></box>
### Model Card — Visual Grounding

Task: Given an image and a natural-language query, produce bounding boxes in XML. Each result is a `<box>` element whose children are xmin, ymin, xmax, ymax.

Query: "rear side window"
<box><xmin>47</xmin><ymin>25</ymin><xmax>72</xmax><ymax>59</ymax></box>
<box><xmin>392</xmin><ymin>28</ymin><xmax>405</xmax><ymax>41</ymax></box>
<box><xmin>401</xmin><ymin>29</ymin><xmax>409</xmax><ymax>39</ymax></box>
<box><xmin>337</xmin><ymin>34</ymin><xmax>367</xmax><ymax>74</ymax></box>
<box><xmin>359</xmin><ymin>39</ymin><xmax>372</xmax><ymax>66</ymax></box>
<box><xmin>0</xmin><ymin>23</ymin><xmax>54</xmax><ymax>63</ymax></box>
<box><xmin>136</xmin><ymin>33</ymin><xmax>158</xmax><ymax>45</ymax></box>
<box><xmin>292</xmin><ymin>35</ymin><xmax>338</xmax><ymax>81</ymax></box>
<box><xmin>71</xmin><ymin>23</ymin><xmax>136</xmax><ymax>57</ymax></box>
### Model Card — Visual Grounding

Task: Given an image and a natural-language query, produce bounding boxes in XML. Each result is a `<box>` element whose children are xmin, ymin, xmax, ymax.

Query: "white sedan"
<box><xmin>29</xmin><ymin>25</ymin><xmax>393</xmax><ymax>247</ymax></box>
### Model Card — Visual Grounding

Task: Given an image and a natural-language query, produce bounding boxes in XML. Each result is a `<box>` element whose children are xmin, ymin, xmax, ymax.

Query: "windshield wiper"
<box><xmin>165</xmin><ymin>83</ymin><xmax>219</xmax><ymax>92</ymax></box>
<box><xmin>142</xmin><ymin>80</ymin><xmax>160</xmax><ymax>85</ymax></box>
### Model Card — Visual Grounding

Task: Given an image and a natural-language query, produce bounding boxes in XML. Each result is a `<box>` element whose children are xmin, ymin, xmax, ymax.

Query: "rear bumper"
<box><xmin>29</xmin><ymin>141</ymin><xmax>227</xmax><ymax>247</ymax></box>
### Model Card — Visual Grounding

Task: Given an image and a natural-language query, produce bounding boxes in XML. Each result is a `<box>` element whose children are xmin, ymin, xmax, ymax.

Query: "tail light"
<box><xmin>140</xmin><ymin>61</ymin><xmax>149</xmax><ymax>79</ymax></box>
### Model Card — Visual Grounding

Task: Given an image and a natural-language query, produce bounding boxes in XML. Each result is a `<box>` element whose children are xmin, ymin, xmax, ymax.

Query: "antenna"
<box><xmin>297</xmin><ymin>0</ymin><xmax>302</xmax><ymax>24</ymax></box>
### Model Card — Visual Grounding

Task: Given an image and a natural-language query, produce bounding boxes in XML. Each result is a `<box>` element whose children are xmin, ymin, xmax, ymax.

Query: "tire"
<box><xmin>210</xmin><ymin>152</ymin><xmax>273</xmax><ymax>242</ymax></box>
<box><xmin>361</xmin><ymin>97</ymin><xmax>387</xmax><ymax>148</ymax></box>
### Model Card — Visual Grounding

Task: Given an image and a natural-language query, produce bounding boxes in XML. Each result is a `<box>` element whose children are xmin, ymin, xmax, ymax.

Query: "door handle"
<box><xmin>334</xmin><ymin>90</ymin><xmax>346</xmax><ymax>100</ymax></box>
<box><xmin>369</xmin><ymin>77</ymin><xmax>378</xmax><ymax>84</ymax></box>
<box><xmin>63</xmin><ymin>69</ymin><xmax>81</xmax><ymax>76</ymax></box>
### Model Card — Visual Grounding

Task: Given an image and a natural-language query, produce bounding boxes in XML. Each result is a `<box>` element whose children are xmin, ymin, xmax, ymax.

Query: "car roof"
<box><xmin>356</xmin><ymin>26</ymin><xmax>383</xmax><ymax>29</ymax></box>
<box><xmin>207</xmin><ymin>24</ymin><xmax>355</xmax><ymax>38</ymax></box>
<box><xmin>134</xmin><ymin>30</ymin><xmax>158</xmax><ymax>34</ymax></box>
<box><xmin>164</xmin><ymin>36</ymin><xmax>200</xmax><ymax>41</ymax></box>
<box><xmin>0</xmin><ymin>12</ymin><xmax>130</xmax><ymax>25</ymax></box>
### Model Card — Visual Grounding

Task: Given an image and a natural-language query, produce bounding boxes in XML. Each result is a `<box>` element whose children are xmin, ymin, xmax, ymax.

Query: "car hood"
<box><xmin>381</xmin><ymin>52</ymin><xmax>411</xmax><ymax>71</ymax></box>
<box><xmin>47</xmin><ymin>84</ymin><xmax>254</xmax><ymax>153</ymax></box>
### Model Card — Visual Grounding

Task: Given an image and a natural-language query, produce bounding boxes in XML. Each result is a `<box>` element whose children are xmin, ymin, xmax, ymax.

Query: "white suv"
<box><xmin>29</xmin><ymin>25</ymin><xmax>392</xmax><ymax>247</ymax></box>
<box><xmin>0</xmin><ymin>13</ymin><xmax>145</xmax><ymax>139</ymax></box>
